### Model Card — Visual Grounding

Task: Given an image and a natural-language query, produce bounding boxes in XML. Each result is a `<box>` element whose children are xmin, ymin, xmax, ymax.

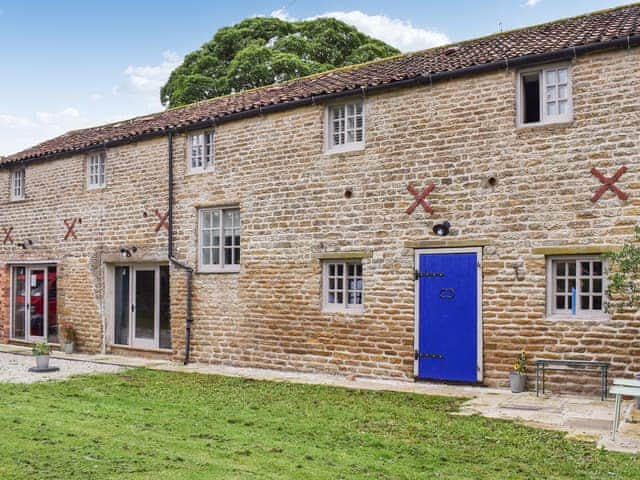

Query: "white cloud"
<box><xmin>318</xmin><ymin>11</ymin><xmax>449</xmax><ymax>51</ymax></box>
<box><xmin>118</xmin><ymin>50</ymin><xmax>183</xmax><ymax>108</ymax></box>
<box><xmin>270</xmin><ymin>8</ymin><xmax>289</xmax><ymax>20</ymax></box>
<box><xmin>271</xmin><ymin>9</ymin><xmax>449</xmax><ymax>52</ymax></box>
<box><xmin>35</xmin><ymin>107</ymin><xmax>80</xmax><ymax>125</ymax></box>
<box><xmin>0</xmin><ymin>114</ymin><xmax>36</xmax><ymax>129</ymax></box>
<box><xmin>0</xmin><ymin>107</ymin><xmax>90</xmax><ymax>155</ymax></box>
<box><xmin>524</xmin><ymin>0</ymin><xmax>542</xmax><ymax>7</ymax></box>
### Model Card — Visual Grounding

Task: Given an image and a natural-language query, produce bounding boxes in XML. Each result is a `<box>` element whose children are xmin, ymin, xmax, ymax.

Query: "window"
<box><xmin>10</xmin><ymin>169</ymin><xmax>25</xmax><ymax>201</ymax></box>
<box><xmin>188</xmin><ymin>131</ymin><xmax>214</xmax><ymax>173</ymax></box>
<box><xmin>199</xmin><ymin>207</ymin><xmax>240</xmax><ymax>272</ymax></box>
<box><xmin>322</xmin><ymin>261</ymin><xmax>364</xmax><ymax>312</ymax></box>
<box><xmin>326</xmin><ymin>101</ymin><xmax>364</xmax><ymax>152</ymax></box>
<box><xmin>87</xmin><ymin>152</ymin><xmax>106</xmax><ymax>188</ymax></box>
<box><xmin>518</xmin><ymin>64</ymin><xmax>572</xmax><ymax>126</ymax></box>
<box><xmin>547</xmin><ymin>256</ymin><xmax>606</xmax><ymax>318</ymax></box>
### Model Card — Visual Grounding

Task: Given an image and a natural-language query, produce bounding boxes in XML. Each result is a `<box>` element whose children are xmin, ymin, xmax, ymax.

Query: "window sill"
<box><xmin>87</xmin><ymin>185</ymin><xmax>106</xmax><ymax>191</ymax></box>
<box><xmin>197</xmin><ymin>267</ymin><xmax>241</xmax><ymax>274</ymax></box>
<box><xmin>516</xmin><ymin>119</ymin><xmax>574</xmax><ymax>130</ymax></box>
<box><xmin>545</xmin><ymin>314</ymin><xmax>610</xmax><ymax>322</ymax></box>
<box><xmin>324</xmin><ymin>143</ymin><xmax>365</xmax><ymax>155</ymax></box>
<box><xmin>9</xmin><ymin>197</ymin><xmax>28</xmax><ymax>203</ymax></box>
<box><xmin>185</xmin><ymin>168</ymin><xmax>215</xmax><ymax>177</ymax></box>
<box><xmin>322</xmin><ymin>307</ymin><xmax>365</xmax><ymax>315</ymax></box>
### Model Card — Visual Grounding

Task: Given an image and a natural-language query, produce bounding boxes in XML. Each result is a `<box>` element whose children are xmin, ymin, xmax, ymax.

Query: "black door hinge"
<box><xmin>414</xmin><ymin>270</ymin><xmax>445</xmax><ymax>280</ymax></box>
<box><xmin>415</xmin><ymin>350</ymin><xmax>444</xmax><ymax>360</ymax></box>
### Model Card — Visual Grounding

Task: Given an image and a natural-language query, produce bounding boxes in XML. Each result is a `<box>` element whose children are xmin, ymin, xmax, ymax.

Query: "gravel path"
<box><xmin>0</xmin><ymin>352</ymin><xmax>124</xmax><ymax>383</ymax></box>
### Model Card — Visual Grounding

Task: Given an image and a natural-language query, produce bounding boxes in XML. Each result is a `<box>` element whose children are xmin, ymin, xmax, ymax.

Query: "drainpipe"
<box><xmin>167</xmin><ymin>131</ymin><xmax>194</xmax><ymax>364</ymax></box>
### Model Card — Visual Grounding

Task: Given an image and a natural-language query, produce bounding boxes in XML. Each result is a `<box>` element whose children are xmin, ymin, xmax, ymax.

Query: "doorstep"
<box><xmin>108</xmin><ymin>344</ymin><xmax>173</xmax><ymax>361</ymax></box>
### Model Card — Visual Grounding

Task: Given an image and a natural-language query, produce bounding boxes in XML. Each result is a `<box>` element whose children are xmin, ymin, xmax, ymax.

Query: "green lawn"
<box><xmin>0</xmin><ymin>369</ymin><xmax>638</xmax><ymax>479</ymax></box>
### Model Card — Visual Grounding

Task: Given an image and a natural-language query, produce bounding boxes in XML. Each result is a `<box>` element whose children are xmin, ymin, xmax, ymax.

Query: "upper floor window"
<box><xmin>10</xmin><ymin>168</ymin><xmax>25</xmax><ymax>201</ymax></box>
<box><xmin>87</xmin><ymin>152</ymin><xmax>106</xmax><ymax>189</ymax></box>
<box><xmin>326</xmin><ymin>101</ymin><xmax>364</xmax><ymax>152</ymax></box>
<box><xmin>198</xmin><ymin>207</ymin><xmax>240</xmax><ymax>272</ymax></box>
<box><xmin>322</xmin><ymin>260</ymin><xmax>364</xmax><ymax>312</ymax></box>
<box><xmin>547</xmin><ymin>256</ymin><xmax>606</xmax><ymax>318</ymax></box>
<box><xmin>518</xmin><ymin>64</ymin><xmax>572</xmax><ymax>126</ymax></box>
<box><xmin>188</xmin><ymin>131</ymin><xmax>214</xmax><ymax>173</ymax></box>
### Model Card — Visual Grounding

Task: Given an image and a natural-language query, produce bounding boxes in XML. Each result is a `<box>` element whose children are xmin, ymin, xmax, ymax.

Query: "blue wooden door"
<box><xmin>417</xmin><ymin>252</ymin><xmax>479</xmax><ymax>382</ymax></box>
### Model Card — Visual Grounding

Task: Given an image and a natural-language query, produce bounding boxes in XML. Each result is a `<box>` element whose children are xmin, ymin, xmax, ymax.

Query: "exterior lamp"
<box><xmin>119</xmin><ymin>246</ymin><xmax>138</xmax><ymax>258</ymax></box>
<box><xmin>432</xmin><ymin>221</ymin><xmax>451</xmax><ymax>237</ymax></box>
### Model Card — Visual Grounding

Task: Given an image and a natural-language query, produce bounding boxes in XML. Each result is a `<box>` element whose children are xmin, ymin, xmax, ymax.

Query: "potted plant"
<box><xmin>510</xmin><ymin>351</ymin><xmax>527</xmax><ymax>393</ymax></box>
<box><xmin>60</xmin><ymin>322</ymin><xmax>77</xmax><ymax>354</ymax></box>
<box><xmin>32</xmin><ymin>341</ymin><xmax>51</xmax><ymax>369</ymax></box>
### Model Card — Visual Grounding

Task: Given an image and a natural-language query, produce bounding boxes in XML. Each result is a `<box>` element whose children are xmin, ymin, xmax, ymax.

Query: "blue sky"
<box><xmin>0</xmin><ymin>0</ymin><xmax>631</xmax><ymax>155</ymax></box>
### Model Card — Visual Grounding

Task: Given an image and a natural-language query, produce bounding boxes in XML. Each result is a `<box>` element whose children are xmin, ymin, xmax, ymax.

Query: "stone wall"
<box><xmin>0</xmin><ymin>139</ymin><xmax>171</xmax><ymax>353</ymax></box>
<box><xmin>1</xmin><ymin>47</ymin><xmax>639</xmax><ymax>391</ymax></box>
<box><xmin>171</xmin><ymin>47</ymin><xmax>640</xmax><ymax>389</ymax></box>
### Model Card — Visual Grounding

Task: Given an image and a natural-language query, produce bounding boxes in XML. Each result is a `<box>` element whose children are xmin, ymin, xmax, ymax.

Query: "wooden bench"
<box><xmin>535</xmin><ymin>359</ymin><xmax>610</xmax><ymax>400</ymax></box>
<box><xmin>611</xmin><ymin>378</ymin><xmax>640</xmax><ymax>441</ymax></box>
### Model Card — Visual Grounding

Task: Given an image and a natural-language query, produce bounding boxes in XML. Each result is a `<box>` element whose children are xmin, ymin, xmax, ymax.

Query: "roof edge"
<box><xmin>4</xmin><ymin>32</ymin><xmax>640</xmax><ymax>168</ymax></box>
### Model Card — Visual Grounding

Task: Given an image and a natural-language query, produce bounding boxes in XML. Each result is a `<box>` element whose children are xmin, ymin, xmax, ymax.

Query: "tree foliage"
<box><xmin>160</xmin><ymin>17</ymin><xmax>399</xmax><ymax>108</ymax></box>
<box><xmin>603</xmin><ymin>225</ymin><xmax>640</xmax><ymax>313</ymax></box>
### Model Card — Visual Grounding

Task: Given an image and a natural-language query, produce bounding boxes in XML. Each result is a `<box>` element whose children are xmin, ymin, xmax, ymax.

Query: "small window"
<box><xmin>322</xmin><ymin>260</ymin><xmax>364</xmax><ymax>312</ymax></box>
<box><xmin>518</xmin><ymin>64</ymin><xmax>572</xmax><ymax>126</ymax></box>
<box><xmin>10</xmin><ymin>168</ymin><xmax>25</xmax><ymax>201</ymax></box>
<box><xmin>87</xmin><ymin>152</ymin><xmax>106</xmax><ymax>188</ymax></box>
<box><xmin>326</xmin><ymin>101</ymin><xmax>365</xmax><ymax>152</ymax></box>
<box><xmin>198</xmin><ymin>207</ymin><xmax>240</xmax><ymax>272</ymax></box>
<box><xmin>547</xmin><ymin>256</ymin><xmax>606</xmax><ymax>318</ymax></box>
<box><xmin>188</xmin><ymin>131</ymin><xmax>214</xmax><ymax>173</ymax></box>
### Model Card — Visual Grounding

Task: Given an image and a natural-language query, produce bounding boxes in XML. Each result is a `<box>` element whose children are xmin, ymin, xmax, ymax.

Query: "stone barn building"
<box><xmin>2</xmin><ymin>4</ymin><xmax>640</xmax><ymax>392</ymax></box>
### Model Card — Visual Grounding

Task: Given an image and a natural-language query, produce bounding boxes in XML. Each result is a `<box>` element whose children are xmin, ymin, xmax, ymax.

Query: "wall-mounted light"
<box><xmin>432</xmin><ymin>221</ymin><xmax>451</xmax><ymax>237</ymax></box>
<box><xmin>119</xmin><ymin>246</ymin><xmax>138</xmax><ymax>258</ymax></box>
<box><xmin>17</xmin><ymin>239</ymin><xmax>33</xmax><ymax>249</ymax></box>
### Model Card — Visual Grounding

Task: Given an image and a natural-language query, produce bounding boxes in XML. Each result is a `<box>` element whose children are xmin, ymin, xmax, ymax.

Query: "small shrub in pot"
<box><xmin>509</xmin><ymin>351</ymin><xmax>527</xmax><ymax>393</ymax></box>
<box><xmin>60</xmin><ymin>322</ymin><xmax>77</xmax><ymax>354</ymax></box>
<box><xmin>32</xmin><ymin>341</ymin><xmax>51</xmax><ymax>369</ymax></box>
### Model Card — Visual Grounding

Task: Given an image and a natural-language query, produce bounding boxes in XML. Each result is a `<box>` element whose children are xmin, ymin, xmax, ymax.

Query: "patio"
<box><xmin>1</xmin><ymin>344</ymin><xmax>638</xmax><ymax>453</ymax></box>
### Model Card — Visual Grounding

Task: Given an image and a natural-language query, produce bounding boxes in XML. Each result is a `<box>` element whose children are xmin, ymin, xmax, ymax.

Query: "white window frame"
<box><xmin>546</xmin><ymin>255</ymin><xmax>608</xmax><ymax>320</ymax></box>
<box><xmin>322</xmin><ymin>260</ymin><xmax>364</xmax><ymax>313</ymax></box>
<box><xmin>198</xmin><ymin>207</ymin><xmax>240</xmax><ymax>273</ymax></box>
<box><xmin>187</xmin><ymin>130</ymin><xmax>215</xmax><ymax>174</ymax></box>
<box><xmin>325</xmin><ymin>100</ymin><xmax>365</xmax><ymax>153</ymax></box>
<box><xmin>86</xmin><ymin>151</ymin><xmax>106</xmax><ymax>189</ymax></box>
<box><xmin>516</xmin><ymin>63</ymin><xmax>573</xmax><ymax>127</ymax></box>
<box><xmin>10</xmin><ymin>168</ymin><xmax>25</xmax><ymax>201</ymax></box>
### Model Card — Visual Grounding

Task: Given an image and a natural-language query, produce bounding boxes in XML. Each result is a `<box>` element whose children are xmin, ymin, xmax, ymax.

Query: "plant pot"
<box><xmin>35</xmin><ymin>355</ymin><xmax>50</xmax><ymax>370</ymax></box>
<box><xmin>63</xmin><ymin>342</ymin><xmax>74</xmax><ymax>354</ymax></box>
<box><xmin>510</xmin><ymin>373</ymin><xmax>527</xmax><ymax>393</ymax></box>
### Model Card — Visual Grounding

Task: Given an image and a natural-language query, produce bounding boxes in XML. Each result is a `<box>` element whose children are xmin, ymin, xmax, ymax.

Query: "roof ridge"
<box><xmin>4</xmin><ymin>2</ymin><xmax>640</xmax><ymax>163</ymax></box>
<box><xmin>164</xmin><ymin>1</ymin><xmax>640</xmax><ymax>115</ymax></box>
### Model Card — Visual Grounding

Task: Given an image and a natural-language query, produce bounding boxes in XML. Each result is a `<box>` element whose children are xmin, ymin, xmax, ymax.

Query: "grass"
<box><xmin>0</xmin><ymin>369</ymin><xmax>638</xmax><ymax>479</ymax></box>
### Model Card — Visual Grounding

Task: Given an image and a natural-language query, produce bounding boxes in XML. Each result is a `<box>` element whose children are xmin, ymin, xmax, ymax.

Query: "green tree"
<box><xmin>603</xmin><ymin>225</ymin><xmax>640</xmax><ymax>313</ymax></box>
<box><xmin>160</xmin><ymin>17</ymin><xmax>399</xmax><ymax>108</ymax></box>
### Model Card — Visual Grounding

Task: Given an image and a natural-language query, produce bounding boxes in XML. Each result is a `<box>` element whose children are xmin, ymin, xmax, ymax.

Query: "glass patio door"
<box><xmin>11</xmin><ymin>265</ymin><xmax>58</xmax><ymax>342</ymax></box>
<box><xmin>113</xmin><ymin>264</ymin><xmax>170</xmax><ymax>349</ymax></box>
<box><xmin>28</xmin><ymin>268</ymin><xmax>46</xmax><ymax>339</ymax></box>
<box><xmin>133</xmin><ymin>268</ymin><xmax>157</xmax><ymax>348</ymax></box>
